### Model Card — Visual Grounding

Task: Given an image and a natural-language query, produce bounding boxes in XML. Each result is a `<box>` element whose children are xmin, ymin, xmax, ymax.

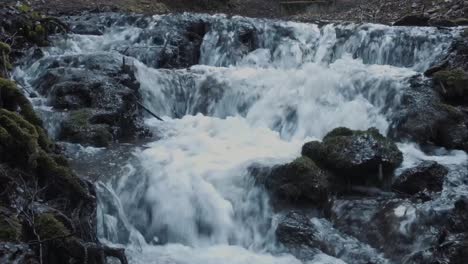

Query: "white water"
<box><xmin>17</xmin><ymin>13</ymin><xmax>468</xmax><ymax>264</ymax></box>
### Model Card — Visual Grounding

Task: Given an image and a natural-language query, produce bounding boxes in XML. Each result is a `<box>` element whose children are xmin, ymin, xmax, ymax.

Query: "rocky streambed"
<box><xmin>1</xmin><ymin>4</ymin><xmax>468</xmax><ymax>264</ymax></box>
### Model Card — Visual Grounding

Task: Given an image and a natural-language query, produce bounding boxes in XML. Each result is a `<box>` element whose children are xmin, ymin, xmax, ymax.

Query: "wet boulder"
<box><xmin>433</xmin><ymin>69</ymin><xmax>468</xmax><ymax>104</ymax></box>
<box><xmin>408</xmin><ymin>198</ymin><xmax>468</xmax><ymax>264</ymax></box>
<box><xmin>0</xmin><ymin>242</ymin><xmax>39</xmax><ymax>263</ymax></box>
<box><xmin>302</xmin><ymin>127</ymin><xmax>403</xmax><ymax>188</ymax></box>
<box><xmin>392</xmin><ymin>161</ymin><xmax>448</xmax><ymax>195</ymax></box>
<box><xmin>330</xmin><ymin>198</ymin><xmax>447</xmax><ymax>262</ymax></box>
<box><xmin>394</xmin><ymin>15</ymin><xmax>430</xmax><ymax>27</ymax></box>
<box><xmin>428</xmin><ymin>19</ymin><xmax>458</xmax><ymax>27</ymax></box>
<box><xmin>390</xmin><ymin>76</ymin><xmax>468</xmax><ymax>151</ymax></box>
<box><xmin>275</xmin><ymin>211</ymin><xmax>323</xmax><ymax>258</ymax></box>
<box><xmin>60</xmin><ymin>109</ymin><xmax>114</xmax><ymax>147</ymax></box>
<box><xmin>448</xmin><ymin>198</ymin><xmax>468</xmax><ymax>233</ymax></box>
<box><xmin>31</xmin><ymin>53</ymin><xmax>149</xmax><ymax>146</ymax></box>
<box><xmin>261</xmin><ymin>157</ymin><xmax>330</xmax><ymax>208</ymax></box>
<box><xmin>276</xmin><ymin>211</ymin><xmax>389</xmax><ymax>264</ymax></box>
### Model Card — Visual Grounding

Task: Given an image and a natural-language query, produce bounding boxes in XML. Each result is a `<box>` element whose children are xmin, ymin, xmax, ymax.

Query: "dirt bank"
<box><xmin>9</xmin><ymin>0</ymin><xmax>468</xmax><ymax>23</ymax></box>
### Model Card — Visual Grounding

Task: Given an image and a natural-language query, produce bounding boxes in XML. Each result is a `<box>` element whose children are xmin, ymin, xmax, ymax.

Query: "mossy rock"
<box><xmin>0</xmin><ymin>79</ymin><xmax>52</xmax><ymax>152</ymax></box>
<box><xmin>60</xmin><ymin>109</ymin><xmax>113</xmax><ymax>147</ymax></box>
<box><xmin>36</xmin><ymin>150</ymin><xmax>89</xmax><ymax>202</ymax></box>
<box><xmin>0</xmin><ymin>214</ymin><xmax>22</xmax><ymax>241</ymax></box>
<box><xmin>36</xmin><ymin>213</ymin><xmax>69</xmax><ymax>240</ymax></box>
<box><xmin>0</xmin><ymin>78</ymin><xmax>43</xmax><ymax>127</ymax></box>
<box><xmin>0</xmin><ymin>109</ymin><xmax>40</xmax><ymax>168</ymax></box>
<box><xmin>322</xmin><ymin>127</ymin><xmax>354</xmax><ymax>141</ymax></box>
<box><xmin>302</xmin><ymin>127</ymin><xmax>402</xmax><ymax>188</ymax></box>
<box><xmin>265</xmin><ymin>156</ymin><xmax>330</xmax><ymax>207</ymax></box>
<box><xmin>433</xmin><ymin>69</ymin><xmax>468</xmax><ymax>104</ymax></box>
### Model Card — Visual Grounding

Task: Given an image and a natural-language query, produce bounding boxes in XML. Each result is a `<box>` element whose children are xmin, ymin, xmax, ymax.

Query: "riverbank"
<box><xmin>2</xmin><ymin>0</ymin><xmax>466</xmax><ymax>24</ymax></box>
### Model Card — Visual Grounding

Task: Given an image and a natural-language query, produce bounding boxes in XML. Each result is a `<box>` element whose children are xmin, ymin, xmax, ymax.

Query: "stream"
<box><xmin>13</xmin><ymin>12</ymin><xmax>468</xmax><ymax>264</ymax></box>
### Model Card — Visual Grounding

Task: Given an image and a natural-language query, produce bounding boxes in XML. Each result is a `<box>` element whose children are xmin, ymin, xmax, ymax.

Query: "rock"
<box><xmin>453</xmin><ymin>18</ymin><xmax>468</xmax><ymax>26</ymax></box>
<box><xmin>394</xmin><ymin>15</ymin><xmax>430</xmax><ymax>27</ymax></box>
<box><xmin>429</xmin><ymin>19</ymin><xmax>458</xmax><ymax>27</ymax></box>
<box><xmin>389</xmin><ymin>76</ymin><xmax>468</xmax><ymax>151</ymax></box>
<box><xmin>31</xmin><ymin>53</ymin><xmax>149</xmax><ymax>146</ymax></box>
<box><xmin>440</xmin><ymin>31</ymin><xmax>468</xmax><ymax>73</ymax></box>
<box><xmin>69</xmin><ymin>21</ymin><xmax>105</xmax><ymax>35</ymax></box>
<box><xmin>60</xmin><ymin>109</ymin><xmax>114</xmax><ymax>147</ymax></box>
<box><xmin>302</xmin><ymin>127</ymin><xmax>403</xmax><ymax>188</ymax></box>
<box><xmin>262</xmin><ymin>156</ymin><xmax>330</xmax><ymax>208</ymax></box>
<box><xmin>63</xmin><ymin>13</ymin><xmax>209</xmax><ymax>69</ymax></box>
<box><xmin>392</xmin><ymin>161</ymin><xmax>449</xmax><ymax>195</ymax></box>
<box><xmin>276</xmin><ymin>211</ymin><xmax>389</xmax><ymax>264</ymax></box>
<box><xmin>276</xmin><ymin>211</ymin><xmax>323</xmax><ymax>253</ymax></box>
<box><xmin>0</xmin><ymin>242</ymin><xmax>39</xmax><ymax>263</ymax></box>
<box><xmin>448</xmin><ymin>198</ymin><xmax>468</xmax><ymax>233</ymax></box>
<box><xmin>433</xmin><ymin>69</ymin><xmax>468</xmax><ymax>104</ymax></box>
<box><xmin>406</xmin><ymin>235</ymin><xmax>468</xmax><ymax>264</ymax></box>
<box><xmin>330</xmin><ymin>198</ymin><xmax>450</xmax><ymax>262</ymax></box>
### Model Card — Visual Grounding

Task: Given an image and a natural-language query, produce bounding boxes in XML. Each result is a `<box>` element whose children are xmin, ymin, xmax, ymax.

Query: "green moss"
<box><xmin>36</xmin><ymin>213</ymin><xmax>69</xmax><ymax>240</ymax></box>
<box><xmin>61</xmin><ymin>109</ymin><xmax>113</xmax><ymax>147</ymax></box>
<box><xmin>36</xmin><ymin>126</ymin><xmax>54</xmax><ymax>152</ymax></box>
<box><xmin>323</xmin><ymin>127</ymin><xmax>354</xmax><ymax>141</ymax></box>
<box><xmin>36</xmin><ymin>150</ymin><xmax>88</xmax><ymax>200</ymax></box>
<box><xmin>69</xmin><ymin>109</ymin><xmax>92</xmax><ymax>127</ymax></box>
<box><xmin>323</xmin><ymin>127</ymin><xmax>384</xmax><ymax>142</ymax></box>
<box><xmin>433</xmin><ymin>69</ymin><xmax>468</xmax><ymax>101</ymax></box>
<box><xmin>0</xmin><ymin>42</ymin><xmax>12</xmax><ymax>77</ymax></box>
<box><xmin>123</xmin><ymin>1</ymin><xmax>169</xmax><ymax>14</ymax></box>
<box><xmin>0</xmin><ymin>42</ymin><xmax>11</xmax><ymax>54</ymax></box>
<box><xmin>0</xmin><ymin>109</ymin><xmax>39</xmax><ymax>168</ymax></box>
<box><xmin>0</xmin><ymin>78</ymin><xmax>43</xmax><ymax>127</ymax></box>
<box><xmin>18</xmin><ymin>4</ymin><xmax>32</xmax><ymax>13</ymax></box>
<box><xmin>0</xmin><ymin>214</ymin><xmax>22</xmax><ymax>241</ymax></box>
<box><xmin>30</xmin><ymin>11</ymin><xmax>42</xmax><ymax>20</ymax></box>
<box><xmin>434</xmin><ymin>69</ymin><xmax>466</xmax><ymax>83</ymax></box>
<box><xmin>291</xmin><ymin>156</ymin><xmax>317</xmax><ymax>171</ymax></box>
<box><xmin>34</xmin><ymin>24</ymin><xmax>45</xmax><ymax>36</ymax></box>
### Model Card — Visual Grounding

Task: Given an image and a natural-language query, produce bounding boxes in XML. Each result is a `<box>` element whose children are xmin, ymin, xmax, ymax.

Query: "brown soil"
<box><xmin>6</xmin><ymin>0</ymin><xmax>468</xmax><ymax>23</ymax></box>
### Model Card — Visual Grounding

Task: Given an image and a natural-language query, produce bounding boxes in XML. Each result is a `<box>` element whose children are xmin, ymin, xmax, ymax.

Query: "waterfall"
<box><xmin>14</xmin><ymin>12</ymin><xmax>468</xmax><ymax>264</ymax></box>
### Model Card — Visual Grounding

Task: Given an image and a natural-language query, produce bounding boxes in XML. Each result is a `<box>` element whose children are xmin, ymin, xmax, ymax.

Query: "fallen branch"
<box><xmin>136</xmin><ymin>100</ymin><xmax>164</xmax><ymax>121</ymax></box>
<box><xmin>27</xmin><ymin>232</ymin><xmax>77</xmax><ymax>245</ymax></box>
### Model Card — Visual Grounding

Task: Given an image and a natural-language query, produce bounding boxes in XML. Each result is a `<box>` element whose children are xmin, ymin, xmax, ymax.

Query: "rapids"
<box><xmin>14</xmin><ymin>12</ymin><xmax>468</xmax><ymax>264</ymax></box>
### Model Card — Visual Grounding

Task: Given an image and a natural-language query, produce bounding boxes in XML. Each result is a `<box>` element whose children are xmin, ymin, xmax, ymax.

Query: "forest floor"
<box><xmin>6</xmin><ymin>0</ymin><xmax>467</xmax><ymax>23</ymax></box>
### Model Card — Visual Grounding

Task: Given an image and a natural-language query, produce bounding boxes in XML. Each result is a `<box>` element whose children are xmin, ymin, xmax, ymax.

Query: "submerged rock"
<box><xmin>392</xmin><ymin>161</ymin><xmax>448</xmax><ymax>195</ymax></box>
<box><xmin>276</xmin><ymin>211</ymin><xmax>388</xmax><ymax>264</ymax></box>
<box><xmin>262</xmin><ymin>157</ymin><xmax>330</xmax><ymax>208</ymax></box>
<box><xmin>302</xmin><ymin>127</ymin><xmax>403</xmax><ymax>188</ymax></box>
<box><xmin>330</xmin><ymin>198</ymin><xmax>449</xmax><ymax>262</ymax></box>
